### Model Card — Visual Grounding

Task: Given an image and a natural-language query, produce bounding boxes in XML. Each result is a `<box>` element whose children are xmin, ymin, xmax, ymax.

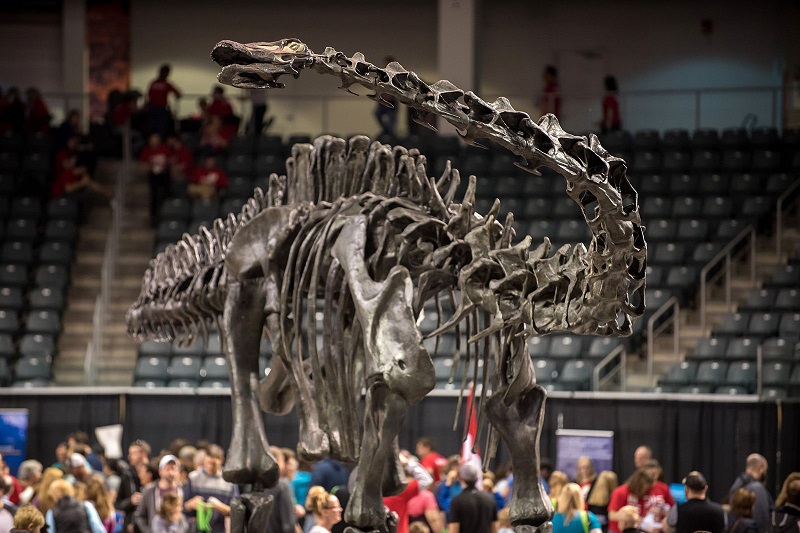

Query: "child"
<box><xmin>151</xmin><ymin>492</ymin><xmax>188</xmax><ymax>533</ymax></box>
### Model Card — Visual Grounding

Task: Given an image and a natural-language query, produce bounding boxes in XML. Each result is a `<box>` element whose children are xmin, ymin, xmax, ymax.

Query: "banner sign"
<box><xmin>0</xmin><ymin>409</ymin><xmax>28</xmax><ymax>475</ymax></box>
<box><xmin>556</xmin><ymin>429</ymin><xmax>614</xmax><ymax>480</ymax></box>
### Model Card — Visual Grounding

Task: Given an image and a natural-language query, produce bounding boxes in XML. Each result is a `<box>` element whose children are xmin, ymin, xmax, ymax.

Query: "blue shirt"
<box><xmin>552</xmin><ymin>511</ymin><xmax>601</xmax><ymax>533</ymax></box>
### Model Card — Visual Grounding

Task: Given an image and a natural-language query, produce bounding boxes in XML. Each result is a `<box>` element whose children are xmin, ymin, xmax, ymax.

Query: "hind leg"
<box><xmin>222</xmin><ymin>279</ymin><xmax>279</xmax><ymax>487</ymax></box>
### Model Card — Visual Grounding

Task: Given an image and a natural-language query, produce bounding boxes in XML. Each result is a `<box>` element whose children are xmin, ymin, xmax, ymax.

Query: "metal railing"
<box><xmin>776</xmin><ymin>179</ymin><xmax>800</xmax><ymax>260</ymax></box>
<box><xmin>699</xmin><ymin>226</ymin><xmax>757</xmax><ymax>332</ymax></box>
<box><xmin>84</xmin><ymin>124</ymin><xmax>131</xmax><ymax>385</ymax></box>
<box><xmin>592</xmin><ymin>344</ymin><xmax>627</xmax><ymax>392</ymax></box>
<box><xmin>645</xmin><ymin>296</ymin><xmax>681</xmax><ymax>387</ymax></box>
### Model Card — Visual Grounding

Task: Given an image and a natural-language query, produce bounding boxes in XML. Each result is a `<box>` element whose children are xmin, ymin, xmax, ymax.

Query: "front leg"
<box><xmin>222</xmin><ymin>279</ymin><xmax>279</xmax><ymax>487</ymax></box>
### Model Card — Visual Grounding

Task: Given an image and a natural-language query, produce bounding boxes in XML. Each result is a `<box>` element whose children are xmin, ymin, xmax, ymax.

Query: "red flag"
<box><xmin>462</xmin><ymin>381</ymin><xmax>480</xmax><ymax>462</ymax></box>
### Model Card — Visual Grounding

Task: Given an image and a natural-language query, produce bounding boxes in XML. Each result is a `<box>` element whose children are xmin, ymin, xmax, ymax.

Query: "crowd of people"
<box><xmin>1</xmin><ymin>433</ymin><xmax>798</xmax><ymax>533</ymax></box>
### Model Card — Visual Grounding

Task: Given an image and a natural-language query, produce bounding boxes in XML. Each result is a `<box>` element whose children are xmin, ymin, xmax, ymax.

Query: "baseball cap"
<box><xmin>159</xmin><ymin>454</ymin><xmax>178</xmax><ymax>470</ymax></box>
<box><xmin>683</xmin><ymin>471</ymin><xmax>708</xmax><ymax>491</ymax></box>
<box><xmin>459</xmin><ymin>462</ymin><xmax>479</xmax><ymax>483</ymax></box>
<box><xmin>70</xmin><ymin>453</ymin><xmax>86</xmax><ymax>468</ymax></box>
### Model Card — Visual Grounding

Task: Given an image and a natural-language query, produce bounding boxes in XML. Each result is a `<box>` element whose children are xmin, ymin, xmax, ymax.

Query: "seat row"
<box><xmin>659</xmin><ymin>359</ymin><xmax>800</xmax><ymax>397</ymax></box>
<box><xmin>600</xmin><ymin>127</ymin><xmax>799</xmax><ymax>153</ymax></box>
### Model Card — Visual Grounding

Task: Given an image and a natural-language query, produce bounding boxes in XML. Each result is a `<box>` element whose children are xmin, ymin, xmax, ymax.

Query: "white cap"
<box><xmin>159</xmin><ymin>454</ymin><xmax>178</xmax><ymax>470</ymax></box>
<box><xmin>70</xmin><ymin>453</ymin><xmax>86</xmax><ymax>468</ymax></box>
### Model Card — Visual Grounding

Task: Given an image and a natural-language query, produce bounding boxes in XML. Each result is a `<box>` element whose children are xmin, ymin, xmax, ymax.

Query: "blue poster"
<box><xmin>0</xmin><ymin>409</ymin><xmax>28</xmax><ymax>475</ymax></box>
<box><xmin>556</xmin><ymin>429</ymin><xmax>614</xmax><ymax>480</ymax></box>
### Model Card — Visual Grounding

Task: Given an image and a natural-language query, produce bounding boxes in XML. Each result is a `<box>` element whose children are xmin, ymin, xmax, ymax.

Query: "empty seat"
<box><xmin>527</xmin><ymin>220</ymin><xmax>557</xmax><ymax>244</ymax></box>
<box><xmin>641</xmin><ymin>197</ymin><xmax>672</xmax><ymax>219</ymax></box>
<box><xmin>725</xmin><ymin>337</ymin><xmax>759</xmax><ymax>360</ymax></box>
<box><xmin>34</xmin><ymin>265</ymin><xmax>69</xmax><ymax>290</ymax></box>
<box><xmin>691</xmin><ymin>337</ymin><xmax>727</xmax><ymax>360</ymax></box>
<box><xmin>742</xmin><ymin>288</ymin><xmax>777</xmax><ymax>311</ymax></box>
<box><xmin>751</xmin><ymin>127</ymin><xmax>779</xmax><ymax>149</ymax></box>
<box><xmin>190</xmin><ymin>198</ymin><xmax>220</xmax><ymax>221</ymax></box>
<box><xmin>434</xmin><ymin>358</ymin><xmax>454</xmax><ymax>383</ymax></box>
<box><xmin>228</xmin><ymin>136</ymin><xmax>255</xmax><ymax>156</ymax></box>
<box><xmin>728</xmin><ymin>173</ymin><xmax>760</xmax><ymax>196</ymax></box>
<box><xmin>533</xmin><ymin>359</ymin><xmax>558</xmax><ymax>383</ymax></box>
<box><xmin>555</xmin><ymin>220</ymin><xmax>590</xmax><ymax>242</ymax></box>
<box><xmin>167</xmin><ymin>379</ymin><xmax>200</xmax><ymax>389</ymax></box>
<box><xmin>662</xmin><ymin>150</ymin><xmax>690</xmax><ymax>174</ymax></box>
<box><xmin>199</xmin><ymin>379</ymin><xmax>230</xmax><ymax>389</ymax></box>
<box><xmin>714</xmin><ymin>312</ymin><xmax>750</xmax><ymax>337</ymax></box>
<box><xmin>669</xmin><ymin>174</ymin><xmax>700</xmax><ymax>196</ymax></box>
<box><xmin>156</xmin><ymin>220</ymin><xmax>187</xmax><ymax>243</ymax></box>
<box><xmin>660</xmin><ymin>361</ymin><xmax>697</xmax><ymax>387</ymax></box>
<box><xmin>725</xmin><ymin>361</ymin><xmax>756</xmax><ymax>392</ymax></box>
<box><xmin>663</xmin><ymin>129</ymin><xmax>691</xmax><ymax>150</ymax></box>
<box><xmin>767</xmin><ymin>265</ymin><xmax>800</xmax><ymax>288</ymax></box>
<box><xmin>256</xmin><ymin>136</ymin><xmax>284</xmax><ymax>156</ymax></box>
<box><xmin>173</xmin><ymin>337</ymin><xmax>204</xmax><ymax>357</ymax></box>
<box><xmin>690</xmin><ymin>150</ymin><xmax>721</xmax><ymax>173</ymax></box>
<box><xmin>644</xmin><ymin>288</ymin><xmax>676</xmax><ymax>314</ymax></box>
<box><xmin>551</xmin><ymin>197</ymin><xmax>580</xmax><ymax>219</ymax></box>
<box><xmin>631</xmin><ymin>151</ymin><xmax>662</xmax><ymax>175</ymax></box>
<box><xmin>38</xmin><ymin>241</ymin><xmax>74</xmax><ymax>264</ymax></box>
<box><xmin>775</xmin><ymin>288</ymin><xmax>799</xmax><ymax>311</ymax></box>
<box><xmin>761</xmin><ymin>337</ymin><xmax>795</xmax><ymax>360</ymax></box>
<box><xmin>714</xmin><ymin>385</ymin><xmax>750</xmax><ymax>395</ymax></box>
<box><xmin>548</xmin><ymin>335</ymin><xmax>584</xmax><ymax>359</ymax></box>
<box><xmin>168</xmin><ymin>356</ymin><xmax>203</xmax><ymax>379</ymax></box>
<box><xmin>716</xmin><ymin>219</ymin><xmax>748</xmax><ymax>241</ymax></box>
<box><xmin>790</xmin><ymin>365</ymin><xmax>800</xmax><ymax>395</ymax></box>
<box><xmin>134</xmin><ymin>355</ymin><xmax>169</xmax><ymax>380</ymax></box>
<box><xmin>765</xmin><ymin>173</ymin><xmax>794</xmax><ymax>196</ymax></box>
<box><xmin>44</xmin><ymin>220</ymin><xmax>78</xmax><ymax>243</ymax></box>
<box><xmin>691</xmin><ymin>242</ymin><xmax>722</xmax><ymax>266</ymax></box>
<box><xmin>254</xmin><ymin>155</ymin><xmax>284</xmax><ymax>176</ymax></box>
<box><xmin>748</xmin><ymin>313</ymin><xmax>780</xmax><ymax>338</ymax></box>
<box><xmin>28</xmin><ymin>288</ymin><xmax>65</xmax><ymax>312</ymax></box>
<box><xmin>779</xmin><ymin>312</ymin><xmax>800</xmax><ymax>339</ymax></box>
<box><xmin>0</xmin><ymin>359</ymin><xmax>10</xmax><ymax>386</ymax></box>
<box><xmin>528</xmin><ymin>337</ymin><xmax>551</xmax><ymax>359</ymax></box>
<box><xmin>586</xmin><ymin>338</ymin><xmax>623</xmax><ymax>360</ymax></box>
<box><xmin>762</xmin><ymin>361</ymin><xmax>792</xmax><ymax>387</ymax></box>
<box><xmin>740</xmin><ymin>196</ymin><xmax>771</xmax><ymax>220</ymax></box>
<box><xmin>0</xmin><ymin>264</ymin><xmax>28</xmax><ymax>287</ymax></box>
<box><xmin>558</xmin><ymin>359</ymin><xmax>593</xmax><ymax>391</ymax></box>
<box><xmin>226</xmin><ymin>176</ymin><xmax>254</xmax><ymax>198</ymax></box>
<box><xmin>761</xmin><ymin>387</ymin><xmax>787</xmax><ymax>399</ymax></box>
<box><xmin>646</xmin><ymin>219</ymin><xmax>677</xmax><ymax>242</ymax></box>
<box><xmin>14</xmin><ymin>355</ymin><xmax>52</xmax><ymax>381</ymax></box>
<box><xmin>2</xmin><ymin>241</ymin><xmax>34</xmax><ymax>265</ymax></box>
<box><xmin>636</xmin><ymin>174</ymin><xmax>670</xmax><ymax>196</ymax></box>
<box><xmin>676</xmin><ymin>219</ymin><xmax>709</xmax><ymax>242</ymax></box>
<box><xmin>599</xmin><ymin>130</ymin><xmax>632</xmax><ymax>153</ymax></box>
<box><xmin>702</xmin><ymin>196</ymin><xmax>734</xmax><ymax>218</ymax></box>
<box><xmin>633</xmin><ymin>130</ymin><xmax>661</xmax><ymax>151</ymax></box>
<box><xmin>694</xmin><ymin>360</ymin><xmax>728</xmax><ymax>386</ymax></box>
<box><xmin>751</xmin><ymin>149</ymin><xmax>780</xmax><ymax>173</ymax></box>
<box><xmin>133</xmin><ymin>379</ymin><xmax>166</xmax><ymax>388</ymax></box>
<box><xmin>653</xmin><ymin>242</ymin><xmax>686</xmax><ymax>265</ymax></box>
<box><xmin>201</xmin><ymin>356</ymin><xmax>229</xmax><ymax>380</ymax></box>
<box><xmin>6</xmin><ymin>218</ymin><xmax>38</xmax><ymax>241</ymax></box>
<box><xmin>0</xmin><ymin>310</ymin><xmax>19</xmax><ymax>336</ymax></box>
<box><xmin>225</xmin><ymin>154</ymin><xmax>255</xmax><ymax>177</ymax></box>
<box><xmin>138</xmin><ymin>340</ymin><xmax>172</xmax><ymax>358</ymax></box>
<box><xmin>720</xmin><ymin>128</ymin><xmax>749</xmax><ymax>149</ymax></box>
<box><xmin>159</xmin><ymin>198</ymin><xmax>191</xmax><ymax>220</ymax></box>
<box><xmin>664</xmin><ymin>265</ymin><xmax>698</xmax><ymax>292</ymax></box>
<box><xmin>220</xmin><ymin>197</ymin><xmax>246</xmax><ymax>216</ymax></box>
<box><xmin>9</xmin><ymin>197</ymin><xmax>41</xmax><ymax>218</ymax></box>
<box><xmin>46</xmin><ymin>197</ymin><xmax>79</xmax><ymax>220</ymax></box>
<box><xmin>672</xmin><ymin>196</ymin><xmax>702</xmax><ymax>218</ymax></box>
<box><xmin>721</xmin><ymin>150</ymin><xmax>750</xmax><ymax>173</ymax></box>
<box><xmin>0</xmin><ymin>287</ymin><xmax>24</xmax><ymax>311</ymax></box>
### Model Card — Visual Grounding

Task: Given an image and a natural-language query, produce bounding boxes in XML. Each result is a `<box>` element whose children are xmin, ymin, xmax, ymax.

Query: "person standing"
<box><xmin>118</xmin><ymin>439</ymin><xmax>150</xmax><ymax>533</ymax></box>
<box><xmin>135</xmin><ymin>455</ymin><xmax>183</xmax><ymax>533</ymax></box>
<box><xmin>146</xmin><ymin>64</ymin><xmax>181</xmax><ymax>137</ymax></box>
<box><xmin>601</xmin><ymin>76</ymin><xmax>621</xmax><ymax>134</ymax></box>
<box><xmin>729</xmin><ymin>454</ymin><xmax>774</xmax><ymax>533</ymax></box>
<box><xmin>552</xmin><ymin>483</ymin><xmax>603</xmax><ymax>533</ymax></box>
<box><xmin>540</xmin><ymin>65</ymin><xmax>561</xmax><ymax>118</ymax></box>
<box><xmin>45</xmin><ymin>480</ymin><xmax>106</xmax><ymax>533</ymax></box>
<box><xmin>305</xmin><ymin>486</ymin><xmax>342</xmax><ymax>533</ymax></box>
<box><xmin>139</xmin><ymin>133</ymin><xmax>172</xmax><ymax>226</ymax></box>
<box><xmin>447</xmin><ymin>463</ymin><xmax>498</xmax><ymax>533</ymax></box>
<box><xmin>183</xmin><ymin>445</ymin><xmax>238</xmax><ymax>533</ymax></box>
<box><xmin>416</xmin><ymin>438</ymin><xmax>447</xmax><ymax>485</ymax></box>
<box><xmin>772</xmin><ymin>474</ymin><xmax>800</xmax><ymax>533</ymax></box>
<box><xmin>663</xmin><ymin>471</ymin><xmax>725</xmax><ymax>533</ymax></box>
<box><xmin>633</xmin><ymin>447</ymin><xmax>652</xmax><ymax>472</ymax></box>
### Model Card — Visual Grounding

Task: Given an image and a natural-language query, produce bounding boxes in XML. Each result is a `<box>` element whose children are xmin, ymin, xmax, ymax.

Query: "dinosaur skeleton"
<box><xmin>127</xmin><ymin>38</ymin><xmax>646</xmax><ymax>533</ymax></box>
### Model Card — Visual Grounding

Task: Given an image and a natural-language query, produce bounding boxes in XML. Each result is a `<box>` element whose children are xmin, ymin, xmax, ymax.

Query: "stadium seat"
<box><xmin>199</xmin><ymin>379</ymin><xmax>230</xmax><ymax>389</ymax></box>
<box><xmin>9</xmin><ymin>197</ymin><xmax>41</xmax><ymax>218</ymax></box>
<box><xmin>725</xmin><ymin>361</ymin><xmax>756</xmax><ymax>391</ymax></box>
<box><xmin>765</xmin><ymin>173</ymin><xmax>793</xmax><ymax>196</ymax></box>
<box><xmin>190</xmin><ymin>198</ymin><xmax>220</xmax><ymax>221</ymax></box>
<box><xmin>549</xmin><ymin>335</ymin><xmax>584</xmax><ymax>359</ymax></box>
<box><xmin>790</xmin><ymin>366</ymin><xmax>800</xmax><ymax>395</ymax></box>
<box><xmin>0</xmin><ymin>334</ymin><xmax>13</xmax><ymax>359</ymax></box>
<box><xmin>720</xmin><ymin>128</ymin><xmax>749</xmax><ymax>149</ymax></box>
<box><xmin>691</xmin><ymin>337</ymin><xmax>727</xmax><ymax>360</ymax></box>
<box><xmin>558</xmin><ymin>359</ymin><xmax>593</xmax><ymax>391</ymax></box>
<box><xmin>716</xmin><ymin>219</ymin><xmax>748</xmax><ymax>241</ymax></box>
<box><xmin>167</xmin><ymin>379</ymin><xmax>199</xmax><ymax>389</ymax></box>
<box><xmin>641</xmin><ymin>197</ymin><xmax>672</xmax><ymax>219</ymax></box>
<box><xmin>698</xmin><ymin>173</ymin><xmax>730</xmax><ymax>195</ymax></box>
<box><xmin>138</xmin><ymin>340</ymin><xmax>171</xmax><ymax>358</ymax></box>
<box><xmin>664</xmin><ymin>266</ymin><xmax>698</xmax><ymax>294</ymax></box>
<box><xmin>0</xmin><ymin>311</ymin><xmax>19</xmax><ymax>336</ymax></box>
<box><xmin>34</xmin><ymin>265</ymin><xmax>69</xmax><ymax>291</ymax></box>
<box><xmin>774</xmin><ymin>288</ymin><xmax>799</xmax><ymax>311</ymax></box>
<box><xmin>721</xmin><ymin>150</ymin><xmax>750</xmax><ymax>173</ymax></box>
<box><xmin>528</xmin><ymin>337</ymin><xmax>550</xmax><ymax>359</ymax></box>
<box><xmin>660</xmin><ymin>361</ymin><xmax>697</xmax><ymax>387</ymax></box>
<box><xmin>671</xmin><ymin>196</ymin><xmax>703</xmax><ymax>218</ymax></box>
<box><xmin>44</xmin><ymin>220</ymin><xmax>78</xmax><ymax>243</ymax></box>
<box><xmin>714</xmin><ymin>312</ymin><xmax>750</xmax><ymax>337</ymax></box>
<box><xmin>740</xmin><ymin>195</ymin><xmax>771</xmax><ymax>219</ymax></box>
<box><xmin>647</xmin><ymin>219</ymin><xmax>678</xmax><ymax>242</ymax></box>
<box><xmin>0</xmin><ymin>287</ymin><xmax>24</xmax><ymax>311</ymax></box>
<box><xmin>160</xmin><ymin>198</ymin><xmax>191</xmax><ymax>220</ymax></box>
<box><xmin>555</xmin><ymin>220</ymin><xmax>590</xmax><ymax>243</ymax></box>
<box><xmin>653</xmin><ymin>242</ymin><xmax>686</xmax><ymax>265</ymax></box>
<box><xmin>690</xmin><ymin>151</ymin><xmax>721</xmax><ymax>174</ymax></box>
<box><xmin>46</xmin><ymin>197</ymin><xmax>79</xmax><ymax>220</ymax></box>
<box><xmin>633</xmin><ymin>130</ymin><xmax>661</xmax><ymax>151</ymax></box>
<box><xmin>2</xmin><ymin>241</ymin><xmax>34</xmax><ymax>266</ymax></box>
<box><xmin>28</xmin><ymin>288</ymin><xmax>65</xmax><ymax>312</ymax></box>
<box><xmin>725</xmin><ymin>337</ymin><xmax>759</xmax><ymax>361</ymax></box>
<box><xmin>255</xmin><ymin>155</ymin><xmax>284</xmax><ymax>177</ymax></box>
<box><xmin>256</xmin><ymin>135</ymin><xmax>284</xmax><ymax>156</ymax></box>
<box><xmin>662</xmin><ymin>150</ymin><xmax>690</xmax><ymax>174</ymax></box>
<box><xmin>225</xmin><ymin>154</ymin><xmax>255</xmax><ymax>178</ymax></box>
<box><xmin>663</xmin><ymin>129</ymin><xmax>691</xmax><ymax>150</ymax></box>
<box><xmin>527</xmin><ymin>220</ymin><xmax>557</xmax><ymax>244</ymax></box>
<box><xmin>173</xmin><ymin>337</ymin><xmax>204</xmax><ymax>357</ymax></box>
<box><xmin>168</xmin><ymin>356</ymin><xmax>203</xmax><ymax>380</ymax></box>
<box><xmin>676</xmin><ymin>219</ymin><xmax>709</xmax><ymax>243</ymax></box>
<box><xmin>156</xmin><ymin>220</ymin><xmax>187</xmax><ymax>243</ymax></box>
<box><xmin>748</xmin><ymin>313</ymin><xmax>780</xmax><ymax>339</ymax></box>
<box><xmin>14</xmin><ymin>355</ymin><xmax>52</xmax><ymax>381</ymax></box>
<box><xmin>434</xmin><ymin>358</ymin><xmax>454</xmax><ymax>383</ymax></box>
<box><xmin>742</xmin><ymin>289</ymin><xmax>777</xmax><ymax>311</ymax></box>
<box><xmin>6</xmin><ymin>218</ymin><xmax>38</xmax><ymax>241</ymax></box>
<box><xmin>762</xmin><ymin>361</ymin><xmax>792</xmax><ymax>388</ymax></box>
<box><xmin>702</xmin><ymin>196</ymin><xmax>734</xmax><ymax>219</ymax></box>
<box><xmin>599</xmin><ymin>130</ymin><xmax>632</xmax><ymax>153</ymax></box>
<box><xmin>694</xmin><ymin>360</ymin><xmax>728</xmax><ymax>386</ymax></box>
<box><xmin>751</xmin><ymin>127</ymin><xmax>779</xmax><ymax>149</ymax></box>
<box><xmin>692</xmin><ymin>129</ymin><xmax>720</xmax><ymax>150</ymax></box>
<box><xmin>691</xmin><ymin>242</ymin><xmax>722</xmax><ymax>266</ymax></box>
<box><xmin>751</xmin><ymin>149</ymin><xmax>781</xmax><ymax>173</ymax></box>
<box><xmin>632</xmin><ymin>151</ymin><xmax>662</xmax><ymax>175</ymax></box>
<box><xmin>228</xmin><ymin>136</ymin><xmax>255</xmax><ymax>156</ymax></box>
<box><xmin>644</xmin><ymin>265</ymin><xmax>664</xmax><ymax>287</ymax></box>
<box><xmin>134</xmin><ymin>379</ymin><xmax>166</xmax><ymax>388</ymax></box>
<box><xmin>220</xmin><ymin>197</ymin><xmax>246</xmax><ymax>216</ymax></box>
<box><xmin>38</xmin><ymin>241</ymin><xmax>74</xmax><ymax>264</ymax></box>
<box><xmin>714</xmin><ymin>385</ymin><xmax>750</xmax><ymax>395</ymax></box>
<box><xmin>533</xmin><ymin>359</ymin><xmax>558</xmax><ymax>383</ymax></box>
<box><xmin>761</xmin><ymin>337</ymin><xmax>795</xmax><ymax>360</ymax></box>
<box><xmin>0</xmin><ymin>359</ymin><xmax>10</xmax><ymax>386</ymax></box>
<box><xmin>0</xmin><ymin>264</ymin><xmax>28</xmax><ymax>287</ymax></box>
<box><xmin>586</xmin><ymin>337</ymin><xmax>623</xmax><ymax>360</ymax></box>
<box><xmin>761</xmin><ymin>387</ymin><xmax>787</xmax><ymax>399</ymax></box>
<box><xmin>728</xmin><ymin>173</ymin><xmax>760</xmax><ymax>196</ymax></box>
<box><xmin>767</xmin><ymin>265</ymin><xmax>800</xmax><ymax>288</ymax></box>
<box><xmin>668</xmin><ymin>174</ymin><xmax>699</xmax><ymax>196</ymax></box>
<box><xmin>134</xmin><ymin>355</ymin><xmax>169</xmax><ymax>380</ymax></box>
<box><xmin>779</xmin><ymin>312</ymin><xmax>800</xmax><ymax>340</ymax></box>
<box><xmin>201</xmin><ymin>356</ymin><xmax>229</xmax><ymax>380</ymax></box>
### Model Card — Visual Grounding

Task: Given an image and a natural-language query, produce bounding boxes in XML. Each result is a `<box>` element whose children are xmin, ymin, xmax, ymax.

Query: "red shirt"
<box><xmin>191</xmin><ymin>165</ymin><xmax>229</xmax><ymax>189</ymax></box>
<box><xmin>170</xmin><ymin>145</ymin><xmax>194</xmax><ymax>175</ymax></box>
<box><xmin>4</xmin><ymin>475</ymin><xmax>21</xmax><ymax>504</ymax></box>
<box><xmin>384</xmin><ymin>479</ymin><xmax>419</xmax><ymax>533</ymax></box>
<box><xmin>420</xmin><ymin>452</ymin><xmax>447</xmax><ymax>484</ymax></box>
<box><xmin>139</xmin><ymin>145</ymin><xmax>171</xmax><ymax>174</ymax></box>
<box><xmin>407</xmin><ymin>488</ymin><xmax>438</xmax><ymax>518</ymax></box>
<box><xmin>207</xmin><ymin>97</ymin><xmax>233</xmax><ymax>119</ymax></box>
<box><xmin>607</xmin><ymin>482</ymin><xmax>674</xmax><ymax>533</ymax></box>
<box><xmin>602</xmin><ymin>94</ymin><xmax>621</xmax><ymax>128</ymax></box>
<box><xmin>148</xmin><ymin>79</ymin><xmax>180</xmax><ymax>107</ymax></box>
<box><xmin>51</xmin><ymin>167</ymin><xmax>83</xmax><ymax>197</ymax></box>
<box><xmin>25</xmin><ymin>99</ymin><xmax>51</xmax><ymax>132</ymax></box>
<box><xmin>542</xmin><ymin>81</ymin><xmax>561</xmax><ymax>118</ymax></box>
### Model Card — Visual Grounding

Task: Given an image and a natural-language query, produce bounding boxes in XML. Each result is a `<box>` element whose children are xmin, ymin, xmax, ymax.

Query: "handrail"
<box><xmin>776</xmin><ymin>179</ymin><xmax>800</xmax><ymax>260</ymax></box>
<box><xmin>646</xmin><ymin>296</ymin><xmax>681</xmax><ymax>387</ymax></box>
<box><xmin>699</xmin><ymin>226</ymin><xmax>757</xmax><ymax>332</ymax></box>
<box><xmin>84</xmin><ymin>124</ymin><xmax>130</xmax><ymax>385</ymax></box>
<box><xmin>592</xmin><ymin>345</ymin><xmax>627</xmax><ymax>392</ymax></box>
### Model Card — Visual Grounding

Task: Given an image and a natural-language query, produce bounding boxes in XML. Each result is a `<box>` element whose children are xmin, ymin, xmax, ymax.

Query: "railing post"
<box><xmin>756</xmin><ymin>344</ymin><xmax>763</xmax><ymax>397</ymax></box>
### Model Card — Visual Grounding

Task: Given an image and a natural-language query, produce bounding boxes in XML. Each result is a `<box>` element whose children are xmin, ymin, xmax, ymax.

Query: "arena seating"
<box><xmin>135</xmin><ymin>127</ymin><xmax>800</xmax><ymax>394</ymax></box>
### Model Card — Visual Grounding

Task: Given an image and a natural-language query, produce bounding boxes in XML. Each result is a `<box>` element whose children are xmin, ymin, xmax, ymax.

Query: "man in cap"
<box><xmin>119</xmin><ymin>439</ymin><xmax>151</xmax><ymax>533</ymax></box>
<box><xmin>184</xmin><ymin>444</ymin><xmax>239</xmax><ymax>533</ymax></box>
<box><xmin>134</xmin><ymin>454</ymin><xmax>182</xmax><ymax>533</ymax></box>
<box><xmin>448</xmin><ymin>462</ymin><xmax>498</xmax><ymax>533</ymax></box>
<box><xmin>664</xmin><ymin>471</ymin><xmax>725</xmax><ymax>533</ymax></box>
<box><xmin>68</xmin><ymin>453</ymin><xmax>92</xmax><ymax>484</ymax></box>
